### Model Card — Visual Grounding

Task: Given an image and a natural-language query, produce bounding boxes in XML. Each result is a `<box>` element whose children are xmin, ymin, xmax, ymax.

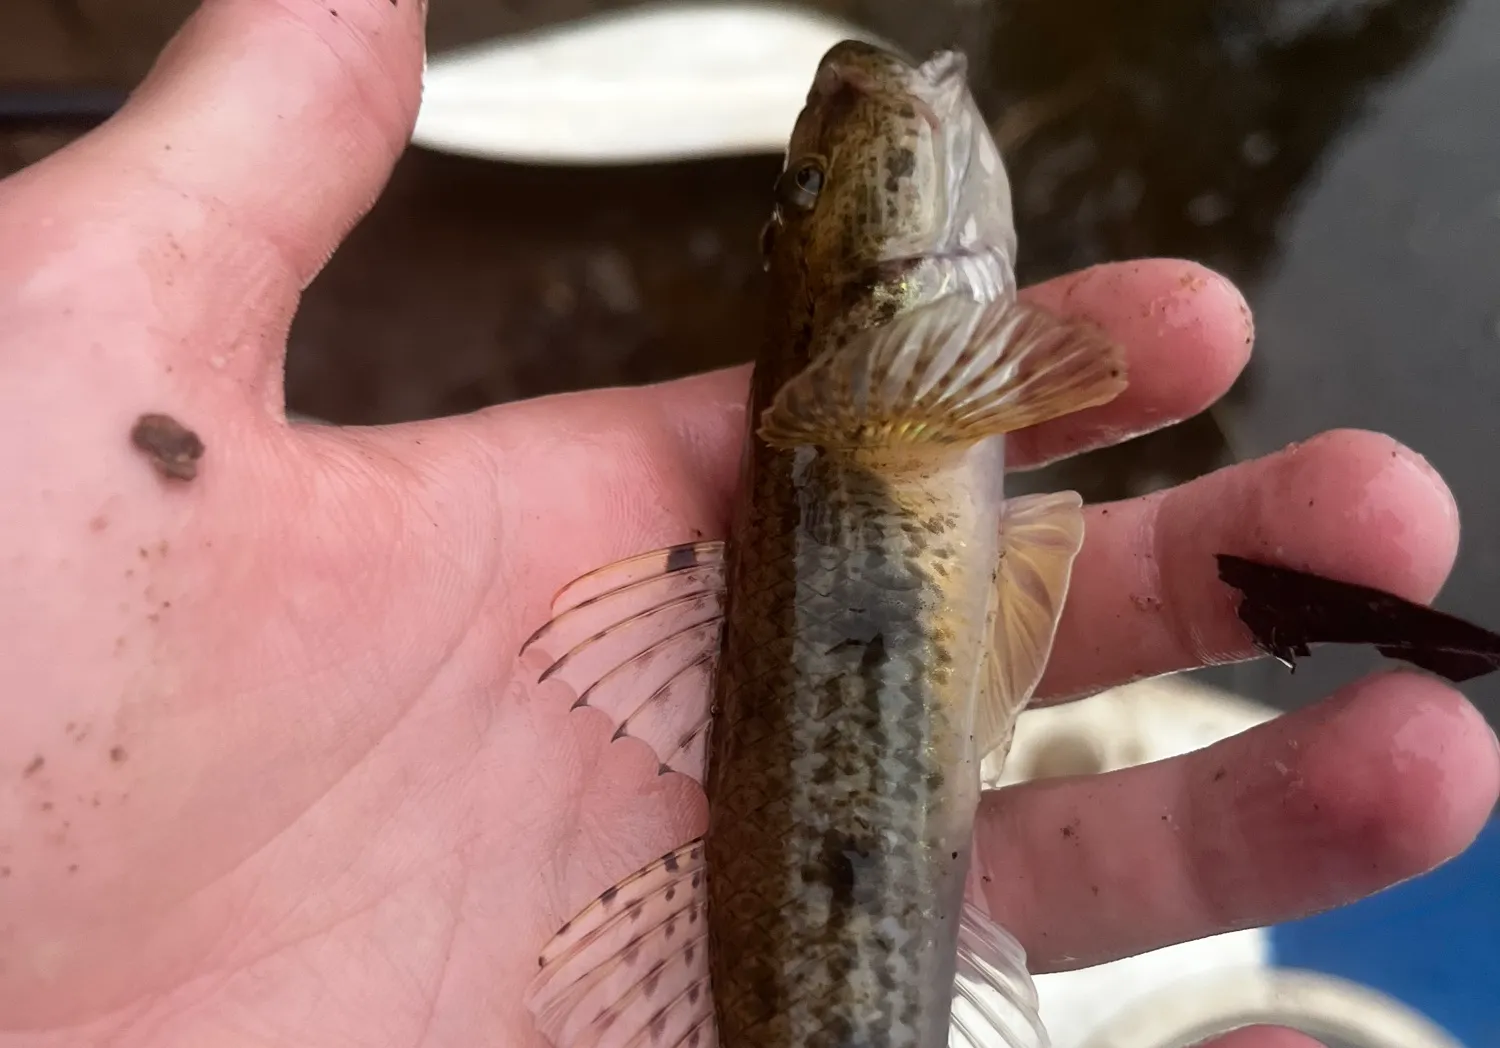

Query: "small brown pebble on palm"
<box><xmin>130</xmin><ymin>413</ymin><xmax>204</xmax><ymax>481</ymax></box>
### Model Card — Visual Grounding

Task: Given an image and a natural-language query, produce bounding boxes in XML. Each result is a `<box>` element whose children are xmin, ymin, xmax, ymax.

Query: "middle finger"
<box><xmin>1036</xmin><ymin>427</ymin><xmax>1459</xmax><ymax>703</ymax></box>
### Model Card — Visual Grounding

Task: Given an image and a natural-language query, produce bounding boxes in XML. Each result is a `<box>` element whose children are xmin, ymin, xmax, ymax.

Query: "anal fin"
<box><xmin>950</xmin><ymin>902</ymin><xmax>1051</xmax><ymax>1048</ymax></box>
<box><xmin>758</xmin><ymin>295</ymin><xmax>1126</xmax><ymax>451</ymax></box>
<box><xmin>978</xmin><ymin>492</ymin><xmax>1086</xmax><ymax>787</ymax></box>
<box><xmin>519</xmin><ymin>541</ymin><xmax>726</xmax><ymax>782</ymax></box>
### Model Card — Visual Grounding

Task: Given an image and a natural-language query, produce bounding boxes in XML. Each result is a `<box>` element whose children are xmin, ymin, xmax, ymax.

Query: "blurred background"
<box><xmin>2</xmin><ymin>2</ymin><xmax>1498</xmax><ymax>1042</ymax></box>
<box><xmin>6</xmin><ymin>0</ymin><xmax>1496</xmax><ymax>728</ymax></box>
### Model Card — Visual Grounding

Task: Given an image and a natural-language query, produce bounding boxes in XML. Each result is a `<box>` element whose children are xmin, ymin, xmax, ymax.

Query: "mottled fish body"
<box><xmin>522</xmin><ymin>40</ymin><xmax>1126</xmax><ymax>1048</ymax></box>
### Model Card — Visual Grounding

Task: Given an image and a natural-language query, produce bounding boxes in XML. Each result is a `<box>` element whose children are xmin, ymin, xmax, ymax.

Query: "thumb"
<box><xmin>0</xmin><ymin>0</ymin><xmax>426</xmax><ymax>401</ymax></box>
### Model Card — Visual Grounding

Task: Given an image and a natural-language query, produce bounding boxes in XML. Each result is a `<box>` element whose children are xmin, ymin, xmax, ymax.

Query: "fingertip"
<box><xmin>1218</xmin><ymin>428</ymin><xmax>1460</xmax><ymax>603</ymax></box>
<box><xmin>30</xmin><ymin>0</ymin><xmax>426</xmax><ymax>286</ymax></box>
<box><xmin>1297</xmin><ymin>670</ymin><xmax>1499</xmax><ymax>884</ymax></box>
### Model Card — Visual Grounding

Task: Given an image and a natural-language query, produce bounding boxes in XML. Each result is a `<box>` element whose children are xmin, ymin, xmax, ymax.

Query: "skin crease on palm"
<box><xmin>0</xmin><ymin>2</ymin><xmax>1496</xmax><ymax>1047</ymax></box>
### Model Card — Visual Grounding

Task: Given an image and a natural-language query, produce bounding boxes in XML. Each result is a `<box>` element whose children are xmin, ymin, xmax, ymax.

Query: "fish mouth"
<box><xmin>813</xmin><ymin>41</ymin><xmax>970</xmax><ymax>119</ymax></box>
<box><xmin>917</xmin><ymin>50</ymin><xmax>969</xmax><ymax>94</ymax></box>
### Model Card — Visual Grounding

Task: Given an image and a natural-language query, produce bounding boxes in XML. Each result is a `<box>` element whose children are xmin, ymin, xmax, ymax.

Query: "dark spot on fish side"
<box><xmin>885</xmin><ymin>148</ymin><xmax>917</xmax><ymax>192</ymax></box>
<box><xmin>951</xmin><ymin>851</ymin><xmax>959</xmax><ymax>860</ymax></box>
<box><xmin>130</xmin><ymin>413</ymin><xmax>204</xmax><ymax>482</ymax></box>
<box><xmin>665</xmin><ymin>916</ymin><xmax>677</xmax><ymax>938</ymax></box>
<box><xmin>109</xmin><ymin>746</ymin><xmax>127</xmax><ymax>763</ymax></box>
<box><xmin>690</xmin><ymin>871</ymin><xmax>701</xmax><ymax>888</ymax></box>
<box><xmin>688</xmin><ymin>1030</ymin><xmax>701</xmax><ymax>1048</ymax></box>
<box><xmin>23</xmin><ymin>755</ymin><xmax>43</xmax><ymax>778</ymax></box>
<box><xmin>599</xmin><ymin>884</ymin><xmax>620</xmax><ymax>904</ymax></box>
<box><xmin>820</xmin><ymin>829</ymin><xmax>881</xmax><ymax>911</ymax></box>
<box><xmin>648</xmin><ymin>1009</ymin><xmax>668</xmax><ymax>1041</ymax></box>
<box><xmin>687</xmin><ymin>980</ymin><xmax>700</xmax><ymax>1002</ymax></box>
<box><xmin>663</xmin><ymin>851</ymin><xmax>680</xmax><ymax>873</ymax></box>
<box><xmin>1061</xmin><ymin>820</ymin><xmax>1079</xmax><ymax>839</ymax></box>
<box><xmin>665</xmin><ymin>886</ymin><xmax>676</xmax><ymax>902</ymax></box>
<box><xmin>628</xmin><ymin>902</ymin><xmax>645</xmax><ymax>921</ymax></box>
<box><xmin>665</xmin><ymin>545</ymin><xmax>699</xmax><ymax>573</ymax></box>
<box><xmin>825</xmin><ymin>1013</ymin><xmax>855</xmax><ymax>1045</ymax></box>
<box><xmin>685</xmin><ymin>946</ymin><xmax>697</xmax><ymax>968</ymax></box>
<box><xmin>1213</xmin><ymin>768</ymin><xmax>1228</xmax><ymax>782</ymax></box>
<box><xmin>622</xmin><ymin>937</ymin><xmax>642</xmax><ymax>966</ymax></box>
<box><xmin>642</xmin><ymin>960</ymin><xmax>665</xmax><ymax>995</ymax></box>
<box><xmin>1091</xmin><ymin>885</ymin><xmax>1100</xmax><ymax>896</ymax></box>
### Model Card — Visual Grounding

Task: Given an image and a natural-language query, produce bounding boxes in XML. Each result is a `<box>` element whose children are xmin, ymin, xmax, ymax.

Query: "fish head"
<box><xmin>761</xmin><ymin>39</ymin><xmax>1016</xmax><ymax>305</ymax></box>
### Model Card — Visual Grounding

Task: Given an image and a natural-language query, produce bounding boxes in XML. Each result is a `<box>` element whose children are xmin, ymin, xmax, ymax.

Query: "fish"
<box><xmin>519</xmin><ymin>39</ymin><xmax>1128</xmax><ymax>1048</ymax></box>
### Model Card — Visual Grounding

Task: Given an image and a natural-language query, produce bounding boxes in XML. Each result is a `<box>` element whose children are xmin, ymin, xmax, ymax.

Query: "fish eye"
<box><xmin>775</xmin><ymin>158</ymin><xmax>825</xmax><ymax>212</ymax></box>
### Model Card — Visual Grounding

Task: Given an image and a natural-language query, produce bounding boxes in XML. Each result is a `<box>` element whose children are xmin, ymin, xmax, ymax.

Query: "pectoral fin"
<box><xmin>758</xmin><ymin>295</ymin><xmax>1126</xmax><ymax>451</ymax></box>
<box><xmin>976</xmin><ymin>492</ymin><xmax>1086</xmax><ymax>782</ymax></box>
<box><xmin>519</xmin><ymin>541</ymin><xmax>726</xmax><ymax>782</ymax></box>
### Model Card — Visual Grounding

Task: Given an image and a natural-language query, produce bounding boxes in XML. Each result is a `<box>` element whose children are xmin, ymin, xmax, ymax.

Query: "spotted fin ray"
<box><xmin>757</xmin><ymin>294</ymin><xmax>1126</xmax><ymax>450</ymax></box>
<box><xmin>525</xmin><ymin>839</ymin><xmax>712</xmax><ymax>1048</ymax></box>
<box><xmin>519</xmin><ymin>541</ymin><xmax>727</xmax><ymax>781</ymax></box>
<box><xmin>525</xmin><ymin>842</ymin><xmax>1049</xmax><ymax>1048</ymax></box>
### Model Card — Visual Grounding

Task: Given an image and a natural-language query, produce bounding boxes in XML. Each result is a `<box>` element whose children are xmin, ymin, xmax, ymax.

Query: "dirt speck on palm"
<box><xmin>130</xmin><ymin>413</ymin><xmax>204</xmax><ymax>481</ymax></box>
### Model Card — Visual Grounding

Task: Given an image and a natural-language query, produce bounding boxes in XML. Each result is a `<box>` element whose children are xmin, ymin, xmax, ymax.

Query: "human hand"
<box><xmin>1</xmin><ymin>3</ymin><xmax>1495</xmax><ymax>1048</ymax></box>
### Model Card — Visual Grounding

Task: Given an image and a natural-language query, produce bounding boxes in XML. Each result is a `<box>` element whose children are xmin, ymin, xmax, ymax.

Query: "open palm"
<box><xmin>1</xmin><ymin>4</ymin><xmax>1495</xmax><ymax>1048</ymax></box>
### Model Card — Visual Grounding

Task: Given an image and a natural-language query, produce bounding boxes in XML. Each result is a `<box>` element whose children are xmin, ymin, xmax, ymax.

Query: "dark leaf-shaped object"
<box><xmin>1216</xmin><ymin>554</ymin><xmax>1500</xmax><ymax>683</ymax></box>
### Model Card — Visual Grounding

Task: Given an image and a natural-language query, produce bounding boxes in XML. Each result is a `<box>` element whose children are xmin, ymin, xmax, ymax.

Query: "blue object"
<box><xmin>1270</xmin><ymin>815</ymin><xmax>1500</xmax><ymax>1046</ymax></box>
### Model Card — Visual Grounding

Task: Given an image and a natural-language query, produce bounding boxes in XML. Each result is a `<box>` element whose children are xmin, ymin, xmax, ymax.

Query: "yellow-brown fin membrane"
<box><xmin>977</xmin><ymin>492</ymin><xmax>1086</xmax><ymax>785</ymax></box>
<box><xmin>526</xmin><ymin>838</ymin><xmax>711</xmax><ymax>1048</ymax></box>
<box><xmin>950</xmin><ymin>902</ymin><xmax>1050</xmax><ymax>1048</ymax></box>
<box><xmin>757</xmin><ymin>295</ymin><xmax>1126</xmax><ymax>450</ymax></box>
<box><xmin>527</xmin><ymin>851</ymin><xmax>1046</xmax><ymax>1048</ymax></box>
<box><xmin>520</xmin><ymin>541</ymin><xmax>726</xmax><ymax>782</ymax></box>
